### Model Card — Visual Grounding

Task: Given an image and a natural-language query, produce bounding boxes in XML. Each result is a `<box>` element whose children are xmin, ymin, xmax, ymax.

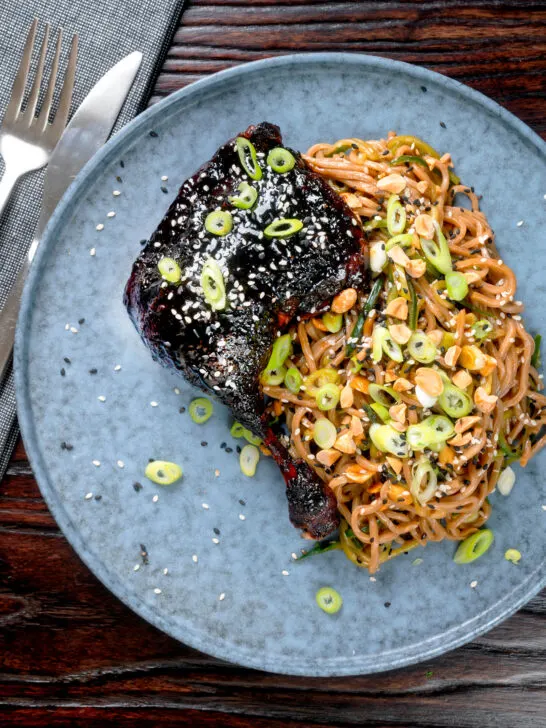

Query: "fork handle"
<box><xmin>0</xmin><ymin>167</ymin><xmax>22</xmax><ymax>220</ymax></box>
<box><xmin>0</xmin><ymin>257</ymin><xmax>29</xmax><ymax>381</ymax></box>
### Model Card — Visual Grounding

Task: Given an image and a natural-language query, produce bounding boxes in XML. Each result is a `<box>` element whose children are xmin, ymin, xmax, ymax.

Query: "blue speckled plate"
<box><xmin>14</xmin><ymin>54</ymin><xmax>546</xmax><ymax>676</ymax></box>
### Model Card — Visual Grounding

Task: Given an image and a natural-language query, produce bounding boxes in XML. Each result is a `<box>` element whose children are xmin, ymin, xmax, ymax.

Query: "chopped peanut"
<box><xmin>384</xmin><ymin>370</ymin><xmax>398</xmax><ymax>383</ymax></box>
<box><xmin>316</xmin><ymin>449</ymin><xmax>342</xmax><ymax>467</ymax></box>
<box><xmin>311</xmin><ymin>317</ymin><xmax>328</xmax><ymax>332</ymax></box>
<box><xmin>344</xmin><ymin>464</ymin><xmax>374</xmax><ymax>484</ymax></box>
<box><xmin>386</xmin><ymin>455</ymin><xmax>403</xmax><ymax>474</ymax></box>
<box><xmin>427</xmin><ymin>329</ymin><xmax>444</xmax><ymax>346</ymax></box>
<box><xmin>444</xmin><ymin>345</ymin><xmax>462</xmax><ymax>368</ymax></box>
<box><xmin>448</xmin><ymin>432</ymin><xmax>473</xmax><ymax>447</ymax></box>
<box><xmin>390</xmin><ymin>420</ymin><xmax>407</xmax><ymax>432</ymax></box>
<box><xmin>452</xmin><ymin>369</ymin><xmax>472</xmax><ymax>389</ymax></box>
<box><xmin>416</xmin><ymin>180</ymin><xmax>429</xmax><ymax>195</ymax></box>
<box><xmin>393</xmin><ymin>377</ymin><xmax>413</xmax><ymax>392</ymax></box>
<box><xmin>480</xmin><ymin>353</ymin><xmax>497</xmax><ymax>377</ymax></box>
<box><xmin>350</xmin><ymin>376</ymin><xmax>369</xmax><ymax>394</ymax></box>
<box><xmin>387</xmin><ymin>245</ymin><xmax>410</xmax><ymax>267</ymax></box>
<box><xmin>388</xmin><ymin>483</ymin><xmax>412</xmax><ymax>506</ymax></box>
<box><xmin>341</xmin><ymin>192</ymin><xmax>361</xmax><ymax>209</ymax></box>
<box><xmin>389</xmin><ymin>323</ymin><xmax>412</xmax><ymax>345</ymax></box>
<box><xmin>439</xmin><ymin>445</ymin><xmax>455</xmax><ymax>466</ymax></box>
<box><xmin>463</xmin><ymin>270</ymin><xmax>483</xmax><ymax>285</ymax></box>
<box><xmin>474</xmin><ymin>386</ymin><xmax>498</xmax><ymax>414</ymax></box>
<box><xmin>405</xmin><ymin>258</ymin><xmax>427</xmax><ymax>279</ymax></box>
<box><xmin>340</xmin><ymin>383</ymin><xmax>354</xmax><ymax>409</ymax></box>
<box><xmin>414</xmin><ymin>213</ymin><xmax>435</xmax><ymax>238</ymax></box>
<box><xmin>385</xmin><ymin>296</ymin><xmax>408</xmax><ymax>320</ymax></box>
<box><xmin>331</xmin><ymin>288</ymin><xmax>357</xmax><ymax>314</ymax></box>
<box><xmin>334</xmin><ymin>430</ymin><xmax>357</xmax><ymax>454</ymax></box>
<box><xmin>377</xmin><ymin>173</ymin><xmax>406</xmax><ymax>194</ymax></box>
<box><xmin>459</xmin><ymin>345</ymin><xmax>486</xmax><ymax>371</ymax></box>
<box><xmin>350</xmin><ymin>415</ymin><xmax>364</xmax><ymax>438</ymax></box>
<box><xmin>465</xmin><ymin>312</ymin><xmax>477</xmax><ymax>326</ymax></box>
<box><xmin>389</xmin><ymin>402</ymin><xmax>407</xmax><ymax>423</ymax></box>
<box><xmin>455</xmin><ymin>415</ymin><xmax>481</xmax><ymax>433</ymax></box>
<box><xmin>415</xmin><ymin>367</ymin><xmax>444</xmax><ymax>397</ymax></box>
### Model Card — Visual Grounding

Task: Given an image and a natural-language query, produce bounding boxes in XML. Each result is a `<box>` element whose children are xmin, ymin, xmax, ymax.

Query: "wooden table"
<box><xmin>2</xmin><ymin>2</ymin><xmax>545</xmax><ymax>726</ymax></box>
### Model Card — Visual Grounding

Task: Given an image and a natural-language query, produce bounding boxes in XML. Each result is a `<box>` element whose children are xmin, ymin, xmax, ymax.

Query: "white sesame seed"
<box><xmin>173</xmin><ymin>387</ymin><xmax>180</xmax><ymax>394</ymax></box>
<box><xmin>291</xmin><ymin>552</ymin><xmax>298</xmax><ymax>560</ymax></box>
<box><xmin>154</xmin><ymin>588</ymin><xmax>162</xmax><ymax>594</ymax></box>
<box><xmin>369</xmin><ymin>576</ymin><xmax>377</xmax><ymax>582</ymax></box>
<box><xmin>212</xmin><ymin>537</ymin><xmax>220</xmax><ymax>544</ymax></box>
<box><xmin>70</xmin><ymin>326</ymin><xmax>78</xmax><ymax>334</ymax></box>
<box><xmin>114</xmin><ymin>364</ymin><xmax>122</xmax><ymax>372</ymax></box>
<box><xmin>470</xmin><ymin>580</ymin><xmax>478</xmax><ymax>588</ymax></box>
<box><xmin>84</xmin><ymin>492</ymin><xmax>93</xmax><ymax>500</ymax></box>
<box><xmin>218</xmin><ymin>593</ymin><xmax>225</xmax><ymax>601</ymax></box>
<box><xmin>239</xmin><ymin>514</ymin><xmax>246</xmax><ymax>521</ymax></box>
<box><xmin>192</xmin><ymin>554</ymin><xmax>198</xmax><ymax>563</ymax></box>
<box><xmin>65</xmin><ymin>323</ymin><xmax>70</xmax><ymax>330</ymax></box>
<box><xmin>282</xmin><ymin>570</ymin><xmax>289</xmax><ymax>576</ymax></box>
<box><xmin>113</xmin><ymin>190</ymin><xmax>121</xmax><ymax>197</ymax></box>
<box><xmin>133</xmin><ymin>564</ymin><xmax>140</xmax><ymax>571</ymax></box>
<box><xmin>150</xmin><ymin>401</ymin><xmax>158</xmax><ymax>407</ymax></box>
<box><xmin>98</xmin><ymin>395</ymin><xmax>106</xmax><ymax>402</ymax></box>
<box><xmin>89</xmin><ymin>247</ymin><xmax>96</xmax><ymax>256</ymax></box>
<box><xmin>107</xmin><ymin>211</ymin><xmax>116</xmax><ymax>218</ymax></box>
<box><xmin>163</xmin><ymin>568</ymin><xmax>169</xmax><ymax>575</ymax></box>
<box><xmin>161</xmin><ymin>175</ymin><xmax>168</xmax><ymax>181</ymax></box>
<box><xmin>516</xmin><ymin>220</ymin><xmax>524</xmax><ymax>227</ymax></box>
<box><xmin>202</xmin><ymin>503</ymin><xmax>209</xmax><ymax>510</ymax></box>
<box><xmin>152</xmin><ymin>494</ymin><xmax>159</xmax><ymax>503</ymax></box>
<box><xmin>542</xmin><ymin>505</ymin><xmax>546</xmax><ymax>511</ymax></box>
<box><xmin>92</xmin><ymin>460</ymin><xmax>101</xmax><ymax>467</ymax></box>
<box><xmin>117</xmin><ymin>460</ymin><xmax>125</xmax><ymax>468</ymax></box>
<box><xmin>96</xmin><ymin>223</ymin><xmax>104</xmax><ymax>231</ymax></box>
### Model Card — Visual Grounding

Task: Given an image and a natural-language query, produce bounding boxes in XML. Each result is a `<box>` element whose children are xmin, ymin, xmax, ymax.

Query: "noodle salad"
<box><xmin>260</xmin><ymin>132</ymin><xmax>545</xmax><ymax>574</ymax></box>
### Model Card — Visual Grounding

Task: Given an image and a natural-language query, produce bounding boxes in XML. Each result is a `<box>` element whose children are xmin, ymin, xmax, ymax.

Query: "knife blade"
<box><xmin>0</xmin><ymin>51</ymin><xmax>143</xmax><ymax>381</ymax></box>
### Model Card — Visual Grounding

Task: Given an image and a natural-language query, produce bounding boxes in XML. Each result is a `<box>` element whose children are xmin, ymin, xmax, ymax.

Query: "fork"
<box><xmin>0</xmin><ymin>18</ymin><xmax>78</xmax><ymax>219</ymax></box>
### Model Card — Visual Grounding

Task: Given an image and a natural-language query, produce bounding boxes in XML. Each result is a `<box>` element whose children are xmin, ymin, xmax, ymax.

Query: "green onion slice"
<box><xmin>385</xmin><ymin>233</ymin><xmax>414</xmax><ymax>252</ymax></box>
<box><xmin>228</xmin><ymin>181</ymin><xmax>258</xmax><ymax>209</ymax></box>
<box><xmin>532</xmin><ymin>334</ymin><xmax>542</xmax><ymax>369</ymax></box>
<box><xmin>315</xmin><ymin>587</ymin><xmax>343</xmax><ymax>614</ymax></box>
<box><xmin>369</xmin><ymin>383</ymin><xmax>400</xmax><ymax>407</ymax></box>
<box><xmin>266</xmin><ymin>334</ymin><xmax>293</xmax><ymax>371</ymax></box>
<box><xmin>472</xmin><ymin>319</ymin><xmax>493</xmax><ymax>341</ymax></box>
<box><xmin>264</xmin><ymin>218</ymin><xmax>303</xmax><ymax>239</ymax></box>
<box><xmin>407</xmin><ymin>331</ymin><xmax>437</xmax><ymax>364</ymax></box>
<box><xmin>386</xmin><ymin>194</ymin><xmax>407</xmax><ymax>236</ymax></box>
<box><xmin>261</xmin><ymin>367</ymin><xmax>287</xmax><ymax>386</ymax></box>
<box><xmin>369</xmin><ymin>423</ymin><xmax>408</xmax><ymax>457</ymax></box>
<box><xmin>189</xmin><ymin>397</ymin><xmax>213</xmax><ymax>424</ymax></box>
<box><xmin>322</xmin><ymin>312</ymin><xmax>343</xmax><ymax>333</ymax></box>
<box><xmin>304</xmin><ymin>368</ymin><xmax>339</xmax><ymax>396</ymax></box>
<box><xmin>445</xmin><ymin>271</ymin><xmax>469</xmax><ymax>302</ymax></box>
<box><xmin>284</xmin><ymin>367</ymin><xmax>303</xmax><ymax>394</ymax></box>
<box><xmin>200</xmin><ymin>258</ymin><xmax>226</xmax><ymax>310</ymax></box>
<box><xmin>407</xmin><ymin>278</ymin><xmax>418</xmax><ymax>330</ymax></box>
<box><xmin>438</xmin><ymin>383</ymin><xmax>473</xmax><ymax>418</ymax></box>
<box><xmin>411</xmin><ymin>456</ymin><xmax>437</xmax><ymax>505</ymax></box>
<box><xmin>504</xmin><ymin>548</ymin><xmax>521</xmax><ymax>564</ymax></box>
<box><xmin>316</xmin><ymin>383</ymin><xmax>340</xmax><ymax>411</ymax></box>
<box><xmin>453</xmin><ymin>529</ymin><xmax>494</xmax><ymax>564</ymax></box>
<box><xmin>158</xmin><ymin>257</ymin><xmax>182</xmax><ymax>283</ymax></box>
<box><xmin>314</xmin><ymin>418</ymin><xmax>338</xmax><ymax>449</ymax></box>
<box><xmin>406</xmin><ymin>415</ymin><xmax>454</xmax><ymax>451</ymax></box>
<box><xmin>372</xmin><ymin>326</ymin><xmax>403</xmax><ymax>363</ymax></box>
<box><xmin>243</xmin><ymin>429</ymin><xmax>262</xmax><ymax>446</ymax></box>
<box><xmin>420</xmin><ymin>225</ymin><xmax>452</xmax><ymax>275</ymax></box>
<box><xmin>230</xmin><ymin>422</ymin><xmax>246</xmax><ymax>438</ymax></box>
<box><xmin>370</xmin><ymin>402</ymin><xmax>390</xmax><ymax>423</ymax></box>
<box><xmin>239</xmin><ymin>444</ymin><xmax>260</xmax><ymax>477</ymax></box>
<box><xmin>145</xmin><ymin>460</ymin><xmax>183</xmax><ymax>485</ymax></box>
<box><xmin>204</xmin><ymin>210</ymin><xmax>233</xmax><ymax>236</ymax></box>
<box><xmin>236</xmin><ymin>136</ymin><xmax>262</xmax><ymax>180</ymax></box>
<box><xmin>267</xmin><ymin>146</ymin><xmax>296</xmax><ymax>173</ymax></box>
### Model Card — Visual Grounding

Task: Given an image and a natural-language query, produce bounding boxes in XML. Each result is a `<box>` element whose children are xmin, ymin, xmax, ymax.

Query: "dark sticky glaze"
<box><xmin>124</xmin><ymin>122</ymin><xmax>367</xmax><ymax>539</ymax></box>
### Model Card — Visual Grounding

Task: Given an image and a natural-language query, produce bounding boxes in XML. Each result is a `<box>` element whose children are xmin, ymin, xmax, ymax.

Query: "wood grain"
<box><xmin>1</xmin><ymin>1</ymin><xmax>545</xmax><ymax>726</ymax></box>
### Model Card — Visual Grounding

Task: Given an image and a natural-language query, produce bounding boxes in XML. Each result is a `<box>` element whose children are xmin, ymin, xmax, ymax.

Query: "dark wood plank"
<box><xmin>2</xmin><ymin>1</ymin><xmax>545</xmax><ymax>726</ymax></box>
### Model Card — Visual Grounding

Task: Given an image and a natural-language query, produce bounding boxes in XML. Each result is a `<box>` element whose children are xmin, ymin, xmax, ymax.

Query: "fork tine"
<box><xmin>37</xmin><ymin>28</ymin><xmax>62</xmax><ymax>129</ymax></box>
<box><xmin>50</xmin><ymin>33</ymin><xmax>78</xmax><ymax>135</ymax></box>
<box><xmin>3</xmin><ymin>18</ymin><xmax>38</xmax><ymax>123</ymax></box>
<box><xmin>25</xmin><ymin>23</ymin><xmax>50</xmax><ymax>120</ymax></box>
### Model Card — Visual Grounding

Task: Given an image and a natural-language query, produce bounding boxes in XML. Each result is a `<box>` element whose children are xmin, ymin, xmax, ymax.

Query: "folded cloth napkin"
<box><xmin>0</xmin><ymin>0</ymin><xmax>186</xmax><ymax>478</ymax></box>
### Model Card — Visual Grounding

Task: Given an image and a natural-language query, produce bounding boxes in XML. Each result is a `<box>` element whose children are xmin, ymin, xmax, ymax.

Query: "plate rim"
<box><xmin>14</xmin><ymin>52</ymin><xmax>546</xmax><ymax>676</ymax></box>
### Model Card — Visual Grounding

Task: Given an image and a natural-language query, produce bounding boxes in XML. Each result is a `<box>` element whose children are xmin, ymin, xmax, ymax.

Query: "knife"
<box><xmin>0</xmin><ymin>51</ymin><xmax>143</xmax><ymax>380</ymax></box>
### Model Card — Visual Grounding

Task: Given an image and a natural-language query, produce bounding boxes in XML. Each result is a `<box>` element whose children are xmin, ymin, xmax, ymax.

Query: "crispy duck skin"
<box><xmin>124</xmin><ymin>122</ymin><xmax>367</xmax><ymax>539</ymax></box>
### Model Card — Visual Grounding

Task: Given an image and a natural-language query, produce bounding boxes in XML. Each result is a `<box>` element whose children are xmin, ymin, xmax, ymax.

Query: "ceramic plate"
<box><xmin>15</xmin><ymin>54</ymin><xmax>546</xmax><ymax>676</ymax></box>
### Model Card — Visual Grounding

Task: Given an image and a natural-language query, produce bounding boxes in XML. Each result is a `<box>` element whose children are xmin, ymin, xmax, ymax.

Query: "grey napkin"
<box><xmin>0</xmin><ymin>0</ymin><xmax>186</xmax><ymax>478</ymax></box>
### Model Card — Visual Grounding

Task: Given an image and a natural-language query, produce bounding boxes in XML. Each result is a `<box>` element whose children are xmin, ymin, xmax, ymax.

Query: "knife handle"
<box><xmin>0</xmin><ymin>254</ymin><xmax>30</xmax><ymax>381</ymax></box>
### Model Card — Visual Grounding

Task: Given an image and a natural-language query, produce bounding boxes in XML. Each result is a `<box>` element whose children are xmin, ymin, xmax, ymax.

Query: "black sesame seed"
<box><xmin>384</xmin><ymin>601</ymin><xmax>391</xmax><ymax>608</ymax></box>
<box><xmin>65</xmin><ymin>443</ymin><xmax>73</xmax><ymax>451</ymax></box>
<box><xmin>60</xmin><ymin>441</ymin><xmax>67</xmax><ymax>450</ymax></box>
<box><xmin>89</xmin><ymin>368</ymin><xmax>98</xmax><ymax>375</ymax></box>
<box><xmin>116</xmin><ymin>176</ymin><xmax>123</xmax><ymax>183</ymax></box>
<box><xmin>140</xmin><ymin>544</ymin><xmax>149</xmax><ymax>565</ymax></box>
<box><xmin>63</xmin><ymin>357</ymin><xmax>71</xmax><ymax>364</ymax></box>
<box><xmin>239</xmin><ymin>498</ymin><xmax>246</xmax><ymax>506</ymax></box>
<box><xmin>133</xmin><ymin>482</ymin><xmax>143</xmax><ymax>492</ymax></box>
<box><xmin>225</xmin><ymin>447</ymin><xmax>233</xmax><ymax>453</ymax></box>
<box><xmin>213</xmin><ymin>527</ymin><xmax>220</xmax><ymax>535</ymax></box>
<box><xmin>94</xmin><ymin>495</ymin><xmax>102</xmax><ymax>501</ymax></box>
<box><xmin>179</xmin><ymin>406</ymin><xmax>186</xmax><ymax>413</ymax></box>
<box><xmin>201</xmin><ymin>441</ymin><xmax>208</xmax><ymax>447</ymax></box>
<box><xmin>236</xmin><ymin>445</ymin><xmax>242</xmax><ymax>454</ymax></box>
<box><xmin>120</xmin><ymin>160</ymin><xmax>125</xmax><ymax>168</ymax></box>
<box><xmin>421</xmin><ymin>85</ymin><xmax>427</xmax><ymax>92</ymax></box>
<box><xmin>149</xmin><ymin>130</ymin><xmax>158</xmax><ymax>138</ymax></box>
<box><xmin>381</xmin><ymin>150</ymin><xmax>389</xmax><ymax>156</ymax></box>
<box><xmin>161</xmin><ymin>186</ymin><xmax>169</xmax><ymax>194</ymax></box>
<box><xmin>220</xmin><ymin>442</ymin><xmax>226</xmax><ymax>449</ymax></box>
<box><xmin>440</xmin><ymin>121</ymin><xmax>446</xmax><ymax>129</ymax></box>
<box><xmin>148</xmin><ymin>457</ymin><xmax>155</xmax><ymax>463</ymax></box>
<box><xmin>78</xmin><ymin>318</ymin><xmax>85</xmax><ymax>325</ymax></box>
<box><xmin>140</xmin><ymin>239</ymin><xmax>147</xmax><ymax>246</ymax></box>
<box><xmin>60</xmin><ymin>368</ymin><xmax>66</xmax><ymax>377</ymax></box>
